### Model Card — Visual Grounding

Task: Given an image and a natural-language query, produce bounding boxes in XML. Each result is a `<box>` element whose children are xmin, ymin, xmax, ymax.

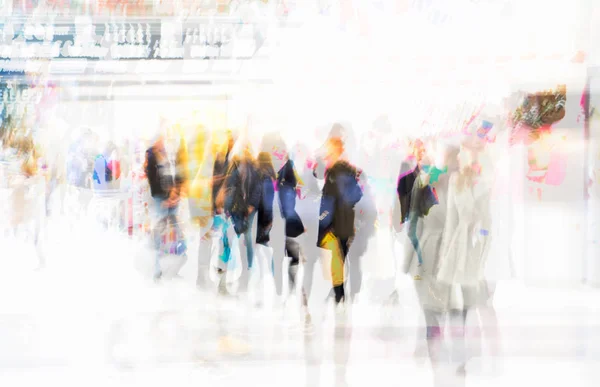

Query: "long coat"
<box><xmin>317</xmin><ymin>160</ymin><xmax>363</xmax><ymax>246</ymax></box>
<box><xmin>277</xmin><ymin>159</ymin><xmax>304</xmax><ymax>238</ymax></box>
<box><xmin>436</xmin><ymin>173</ymin><xmax>493</xmax><ymax>288</ymax></box>
<box><xmin>256</xmin><ymin>174</ymin><xmax>275</xmax><ymax>245</ymax></box>
<box><xmin>223</xmin><ymin>158</ymin><xmax>262</xmax><ymax>236</ymax></box>
<box><xmin>402</xmin><ymin>171</ymin><xmax>455</xmax><ymax>312</ymax></box>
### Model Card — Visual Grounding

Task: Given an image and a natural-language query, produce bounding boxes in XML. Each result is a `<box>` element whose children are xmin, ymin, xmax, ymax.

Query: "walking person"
<box><xmin>219</xmin><ymin>137</ymin><xmax>261</xmax><ymax>296</ymax></box>
<box><xmin>144</xmin><ymin>122</ymin><xmax>189</xmax><ymax>281</ymax></box>
<box><xmin>210</xmin><ymin>129</ymin><xmax>237</xmax><ymax>294</ymax></box>
<box><xmin>276</xmin><ymin>153</ymin><xmax>306</xmax><ymax>305</ymax></box>
<box><xmin>290</xmin><ymin>142</ymin><xmax>322</xmax><ymax>323</ymax></box>
<box><xmin>250</xmin><ymin>151</ymin><xmax>277</xmax><ymax>307</ymax></box>
<box><xmin>317</xmin><ymin>137</ymin><xmax>363</xmax><ymax>307</ymax></box>
<box><xmin>437</xmin><ymin>137</ymin><xmax>493</xmax><ymax>377</ymax></box>
<box><xmin>400</xmin><ymin>142</ymin><xmax>458</xmax><ymax>377</ymax></box>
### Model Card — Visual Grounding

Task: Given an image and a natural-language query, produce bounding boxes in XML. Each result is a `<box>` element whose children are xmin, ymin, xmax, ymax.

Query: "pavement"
<box><xmin>1</xmin><ymin>213</ymin><xmax>600</xmax><ymax>387</ymax></box>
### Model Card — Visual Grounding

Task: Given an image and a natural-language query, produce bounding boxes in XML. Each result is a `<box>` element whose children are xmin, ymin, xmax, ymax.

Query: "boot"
<box><xmin>333</xmin><ymin>285</ymin><xmax>345</xmax><ymax>305</ymax></box>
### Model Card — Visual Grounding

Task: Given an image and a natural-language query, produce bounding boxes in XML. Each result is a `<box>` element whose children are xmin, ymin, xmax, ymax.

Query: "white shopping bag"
<box><xmin>318</xmin><ymin>246</ymin><xmax>333</xmax><ymax>281</ymax></box>
<box><xmin>208</xmin><ymin>217</ymin><xmax>243</xmax><ymax>286</ymax></box>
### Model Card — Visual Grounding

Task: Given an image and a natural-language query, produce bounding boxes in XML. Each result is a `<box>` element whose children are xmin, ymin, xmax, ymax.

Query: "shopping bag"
<box><xmin>318</xmin><ymin>231</ymin><xmax>345</xmax><ymax>285</ymax></box>
<box><xmin>160</xmin><ymin>220</ymin><xmax>187</xmax><ymax>256</ymax></box>
<box><xmin>224</xmin><ymin>221</ymin><xmax>243</xmax><ymax>284</ymax></box>
<box><xmin>318</xmin><ymin>246</ymin><xmax>333</xmax><ymax>282</ymax></box>
<box><xmin>208</xmin><ymin>216</ymin><xmax>243</xmax><ymax>285</ymax></box>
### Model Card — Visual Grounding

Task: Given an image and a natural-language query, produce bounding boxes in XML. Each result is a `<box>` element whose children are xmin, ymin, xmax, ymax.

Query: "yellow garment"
<box><xmin>188</xmin><ymin>128</ymin><xmax>212</xmax><ymax>227</ymax></box>
<box><xmin>294</xmin><ymin>168</ymin><xmax>304</xmax><ymax>187</ymax></box>
<box><xmin>320</xmin><ymin>231</ymin><xmax>345</xmax><ymax>287</ymax></box>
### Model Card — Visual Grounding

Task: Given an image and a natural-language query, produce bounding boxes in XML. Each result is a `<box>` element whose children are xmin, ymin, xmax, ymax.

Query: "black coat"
<box><xmin>256</xmin><ymin>175</ymin><xmax>275</xmax><ymax>245</ymax></box>
<box><xmin>224</xmin><ymin>158</ymin><xmax>262</xmax><ymax>235</ymax></box>
<box><xmin>145</xmin><ymin>146</ymin><xmax>174</xmax><ymax>200</ymax></box>
<box><xmin>317</xmin><ymin>160</ymin><xmax>363</xmax><ymax>245</ymax></box>
<box><xmin>277</xmin><ymin>159</ymin><xmax>304</xmax><ymax>238</ymax></box>
<box><xmin>397</xmin><ymin>163</ymin><xmax>418</xmax><ymax>224</ymax></box>
<box><xmin>211</xmin><ymin>153</ymin><xmax>230</xmax><ymax>214</ymax></box>
<box><xmin>397</xmin><ymin>164</ymin><xmax>438</xmax><ymax>223</ymax></box>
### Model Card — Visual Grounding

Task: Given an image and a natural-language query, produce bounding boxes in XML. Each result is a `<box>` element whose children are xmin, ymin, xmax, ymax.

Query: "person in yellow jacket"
<box><xmin>187</xmin><ymin>124</ymin><xmax>212</xmax><ymax>228</ymax></box>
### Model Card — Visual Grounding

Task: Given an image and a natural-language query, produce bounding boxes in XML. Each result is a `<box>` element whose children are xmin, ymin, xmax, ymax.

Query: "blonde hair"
<box><xmin>210</xmin><ymin>129</ymin><xmax>233</xmax><ymax>158</ymax></box>
<box><xmin>13</xmin><ymin>134</ymin><xmax>39</xmax><ymax>177</ymax></box>
<box><xmin>456</xmin><ymin>144</ymin><xmax>483</xmax><ymax>192</ymax></box>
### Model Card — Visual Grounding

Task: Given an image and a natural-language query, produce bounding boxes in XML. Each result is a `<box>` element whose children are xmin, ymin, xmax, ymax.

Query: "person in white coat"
<box><xmin>402</xmin><ymin>143</ymin><xmax>459</xmax><ymax>366</ymax></box>
<box><xmin>436</xmin><ymin>136</ymin><xmax>493</xmax><ymax>375</ymax></box>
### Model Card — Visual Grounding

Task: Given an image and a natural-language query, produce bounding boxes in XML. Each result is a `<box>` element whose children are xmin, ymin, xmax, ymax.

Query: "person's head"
<box><xmin>325</xmin><ymin>136</ymin><xmax>344</xmax><ymax>165</ymax></box>
<box><xmin>259</xmin><ymin>131</ymin><xmax>287</xmax><ymax>172</ymax></box>
<box><xmin>13</xmin><ymin>133</ymin><xmax>34</xmax><ymax>156</ymax></box>
<box><xmin>328</xmin><ymin>123</ymin><xmax>345</xmax><ymax>140</ymax></box>
<box><xmin>458</xmin><ymin>136</ymin><xmax>485</xmax><ymax>172</ymax></box>
<box><xmin>455</xmin><ymin>136</ymin><xmax>486</xmax><ymax>191</ymax></box>
<box><xmin>230</xmin><ymin>130</ymin><xmax>254</xmax><ymax>163</ymax></box>
<box><xmin>410</xmin><ymin>138</ymin><xmax>426</xmax><ymax>164</ymax></box>
<box><xmin>257</xmin><ymin>151</ymin><xmax>276</xmax><ymax>180</ymax></box>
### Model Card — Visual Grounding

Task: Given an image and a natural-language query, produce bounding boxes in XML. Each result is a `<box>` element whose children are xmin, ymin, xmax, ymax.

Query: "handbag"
<box><xmin>160</xmin><ymin>219</ymin><xmax>187</xmax><ymax>256</ymax></box>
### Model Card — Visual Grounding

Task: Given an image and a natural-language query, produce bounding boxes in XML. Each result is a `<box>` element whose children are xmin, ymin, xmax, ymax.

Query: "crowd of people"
<box><xmin>0</xmin><ymin>114</ymin><xmax>505</xmax><ymax>380</ymax></box>
<box><xmin>140</xmin><ymin>117</ymin><xmax>503</xmax><ymax>377</ymax></box>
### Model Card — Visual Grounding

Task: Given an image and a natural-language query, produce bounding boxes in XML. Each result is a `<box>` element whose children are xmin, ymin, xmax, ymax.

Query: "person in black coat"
<box><xmin>256</xmin><ymin>152</ymin><xmax>276</xmax><ymax>245</ymax></box>
<box><xmin>251</xmin><ymin>151</ymin><xmax>277</xmax><ymax>306</ymax></box>
<box><xmin>277</xmin><ymin>156</ymin><xmax>306</xmax><ymax>297</ymax></box>
<box><xmin>219</xmin><ymin>142</ymin><xmax>261</xmax><ymax>294</ymax></box>
<box><xmin>144</xmin><ymin>129</ymin><xmax>188</xmax><ymax>281</ymax></box>
<box><xmin>318</xmin><ymin>137</ymin><xmax>363</xmax><ymax>305</ymax></box>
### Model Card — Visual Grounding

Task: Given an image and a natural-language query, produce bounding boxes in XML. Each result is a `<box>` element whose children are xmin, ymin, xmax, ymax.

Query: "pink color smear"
<box><xmin>544</xmin><ymin>151</ymin><xmax>567</xmax><ymax>186</ymax></box>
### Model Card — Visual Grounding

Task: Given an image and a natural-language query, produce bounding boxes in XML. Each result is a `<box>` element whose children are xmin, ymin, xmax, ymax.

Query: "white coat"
<box><xmin>436</xmin><ymin>172</ymin><xmax>493</xmax><ymax>287</ymax></box>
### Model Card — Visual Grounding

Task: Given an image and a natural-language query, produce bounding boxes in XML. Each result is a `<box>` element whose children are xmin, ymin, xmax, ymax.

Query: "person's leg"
<box><xmin>408</xmin><ymin>215</ymin><xmax>423</xmax><ymax>266</ymax></box>
<box><xmin>196</xmin><ymin>216</ymin><xmax>213</xmax><ymax>289</ymax></box>
<box><xmin>347</xmin><ymin>240</ymin><xmax>363</xmax><ymax>303</ymax></box>
<box><xmin>272</xmin><ymin>238</ymin><xmax>285</xmax><ymax>298</ymax></box>
<box><xmin>168</xmin><ymin>208</ymin><xmax>187</xmax><ymax>276</ymax></box>
<box><xmin>449</xmin><ymin>306</ymin><xmax>468</xmax><ymax>373</ymax></box>
<box><xmin>328</xmin><ymin>235</ymin><xmax>347</xmax><ymax>304</ymax></box>
<box><xmin>245</xmin><ymin>211</ymin><xmax>256</xmax><ymax>269</ymax></box>
<box><xmin>452</xmin><ymin>284</ymin><xmax>482</xmax><ymax>374</ymax></box>
<box><xmin>478</xmin><ymin>281</ymin><xmax>500</xmax><ymax>358</ymax></box>
<box><xmin>150</xmin><ymin>200</ymin><xmax>167</xmax><ymax>280</ymax></box>
<box><xmin>285</xmin><ymin>237</ymin><xmax>301</xmax><ymax>295</ymax></box>
<box><xmin>424</xmin><ymin>309</ymin><xmax>445</xmax><ymax>364</ymax></box>
<box><xmin>301</xmin><ymin>236</ymin><xmax>317</xmax><ymax>308</ymax></box>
